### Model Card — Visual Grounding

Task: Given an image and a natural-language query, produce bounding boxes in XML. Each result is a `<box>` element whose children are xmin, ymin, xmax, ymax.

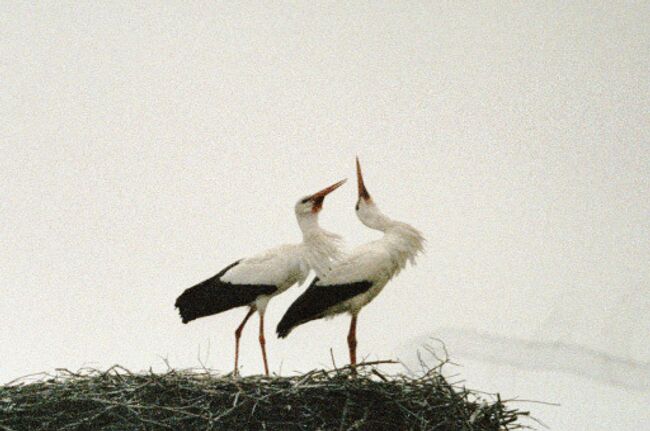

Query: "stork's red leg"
<box><xmin>234</xmin><ymin>307</ymin><xmax>256</xmax><ymax>376</ymax></box>
<box><xmin>259</xmin><ymin>312</ymin><xmax>270</xmax><ymax>376</ymax></box>
<box><xmin>347</xmin><ymin>314</ymin><xmax>358</xmax><ymax>372</ymax></box>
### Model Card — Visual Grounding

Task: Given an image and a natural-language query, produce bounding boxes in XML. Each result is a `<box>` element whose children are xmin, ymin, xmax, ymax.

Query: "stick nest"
<box><xmin>1</xmin><ymin>362</ymin><xmax>530</xmax><ymax>430</ymax></box>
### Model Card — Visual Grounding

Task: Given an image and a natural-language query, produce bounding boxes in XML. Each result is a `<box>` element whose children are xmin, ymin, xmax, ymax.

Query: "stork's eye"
<box><xmin>301</xmin><ymin>198</ymin><xmax>310</xmax><ymax>204</ymax></box>
<box><xmin>355</xmin><ymin>202</ymin><xmax>360</xmax><ymax>211</ymax></box>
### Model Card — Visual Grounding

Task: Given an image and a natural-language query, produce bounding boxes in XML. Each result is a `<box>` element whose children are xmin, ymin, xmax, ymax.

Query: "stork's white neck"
<box><xmin>356</xmin><ymin>201</ymin><xmax>395</xmax><ymax>232</ymax></box>
<box><xmin>357</xmin><ymin>202</ymin><xmax>425</xmax><ymax>270</ymax></box>
<box><xmin>296</xmin><ymin>212</ymin><xmax>321</xmax><ymax>236</ymax></box>
<box><xmin>296</xmin><ymin>212</ymin><xmax>343</xmax><ymax>277</ymax></box>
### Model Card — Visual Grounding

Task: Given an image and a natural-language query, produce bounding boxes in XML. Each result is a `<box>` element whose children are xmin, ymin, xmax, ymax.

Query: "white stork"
<box><xmin>276</xmin><ymin>158</ymin><xmax>424</xmax><ymax>368</ymax></box>
<box><xmin>175</xmin><ymin>179</ymin><xmax>346</xmax><ymax>376</ymax></box>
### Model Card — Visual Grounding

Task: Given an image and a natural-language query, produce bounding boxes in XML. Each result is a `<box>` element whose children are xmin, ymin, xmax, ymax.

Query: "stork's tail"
<box><xmin>175</xmin><ymin>282</ymin><xmax>230</xmax><ymax>324</ymax></box>
<box><xmin>175</xmin><ymin>263</ymin><xmax>277</xmax><ymax>324</ymax></box>
<box><xmin>276</xmin><ymin>313</ymin><xmax>296</xmax><ymax>339</ymax></box>
<box><xmin>276</xmin><ymin>299</ymin><xmax>309</xmax><ymax>338</ymax></box>
<box><xmin>277</xmin><ymin>278</ymin><xmax>373</xmax><ymax>338</ymax></box>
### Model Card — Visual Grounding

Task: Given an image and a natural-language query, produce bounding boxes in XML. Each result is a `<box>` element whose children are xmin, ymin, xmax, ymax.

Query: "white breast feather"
<box><xmin>318</xmin><ymin>222</ymin><xmax>425</xmax><ymax>287</ymax></box>
<box><xmin>317</xmin><ymin>243</ymin><xmax>391</xmax><ymax>285</ymax></box>
<box><xmin>301</xmin><ymin>230</ymin><xmax>344</xmax><ymax>278</ymax></box>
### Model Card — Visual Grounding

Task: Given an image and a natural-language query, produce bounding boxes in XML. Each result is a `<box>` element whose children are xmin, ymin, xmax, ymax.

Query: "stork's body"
<box><xmin>175</xmin><ymin>180</ymin><xmax>345</xmax><ymax>375</ymax></box>
<box><xmin>277</xmin><ymin>160</ymin><xmax>424</xmax><ymax>368</ymax></box>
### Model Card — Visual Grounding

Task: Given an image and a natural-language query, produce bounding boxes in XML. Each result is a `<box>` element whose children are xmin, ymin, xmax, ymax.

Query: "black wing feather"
<box><xmin>175</xmin><ymin>260</ymin><xmax>277</xmax><ymax>324</ymax></box>
<box><xmin>276</xmin><ymin>277</ymin><xmax>372</xmax><ymax>338</ymax></box>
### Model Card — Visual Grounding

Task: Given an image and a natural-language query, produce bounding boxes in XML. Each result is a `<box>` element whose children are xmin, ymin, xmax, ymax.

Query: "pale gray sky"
<box><xmin>2</xmin><ymin>2</ymin><xmax>649</xmax><ymax>429</ymax></box>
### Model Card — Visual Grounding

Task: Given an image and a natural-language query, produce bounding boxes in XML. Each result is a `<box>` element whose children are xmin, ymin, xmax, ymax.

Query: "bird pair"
<box><xmin>175</xmin><ymin>158</ymin><xmax>424</xmax><ymax>376</ymax></box>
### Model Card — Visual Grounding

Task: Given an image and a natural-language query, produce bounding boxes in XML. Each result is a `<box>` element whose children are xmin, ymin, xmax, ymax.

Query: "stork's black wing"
<box><xmin>276</xmin><ymin>277</ymin><xmax>372</xmax><ymax>338</ymax></box>
<box><xmin>175</xmin><ymin>260</ymin><xmax>277</xmax><ymax>323</ymax></box>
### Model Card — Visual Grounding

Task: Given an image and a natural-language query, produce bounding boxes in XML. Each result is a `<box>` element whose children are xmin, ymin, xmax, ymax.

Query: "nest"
<box><xmin>1</xmin><ymin>361</ymin><xmax>530</xmax><ymax>430</ymax></box>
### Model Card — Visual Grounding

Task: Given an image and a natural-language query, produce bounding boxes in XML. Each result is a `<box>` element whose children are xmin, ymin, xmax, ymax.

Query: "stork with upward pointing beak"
<box><xmin>277</xmin><ymin>159</ymin><xmax>424</xmax><ymax>369</ymax></box>
<box><xmin>175</xmin><ymin>179</ymin><xmax>346</xmax><ymax>376</ymax></box>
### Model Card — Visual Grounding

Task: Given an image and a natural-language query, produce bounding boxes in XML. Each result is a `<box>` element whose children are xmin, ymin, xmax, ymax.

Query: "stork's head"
<box><xmin>295</xmin><ymin>179</ymin><xmax>347</xmax><ymax>217</ymax></box>
<box><xmin>355</xmin><ymin>157</ymin><xmax>389</xmax><ymax>230</ymax></box>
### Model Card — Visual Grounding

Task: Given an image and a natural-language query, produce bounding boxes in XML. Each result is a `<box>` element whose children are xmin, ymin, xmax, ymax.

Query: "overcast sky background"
<box><xmin>2</xmin><ymin>2</ymin><xmax>649</xmax><ymax>429</ymax></box>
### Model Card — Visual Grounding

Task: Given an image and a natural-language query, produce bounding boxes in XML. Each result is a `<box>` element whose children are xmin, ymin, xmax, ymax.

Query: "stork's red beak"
<box><xmin>356</xmin><ymin>157</ymin><xmax>371</xmax><ymax>201</ymax></box>
<box><xmin>309</xmin><ymin>179</ymin><xmax>347</xmax><ymax>212</ymax></box>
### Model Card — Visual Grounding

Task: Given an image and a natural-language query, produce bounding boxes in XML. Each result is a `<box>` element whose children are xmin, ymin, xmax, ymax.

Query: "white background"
<box><xmin>2</xmin><ymin>2</ymin><xmax>649</xmax><ymax>429</ymax></box>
